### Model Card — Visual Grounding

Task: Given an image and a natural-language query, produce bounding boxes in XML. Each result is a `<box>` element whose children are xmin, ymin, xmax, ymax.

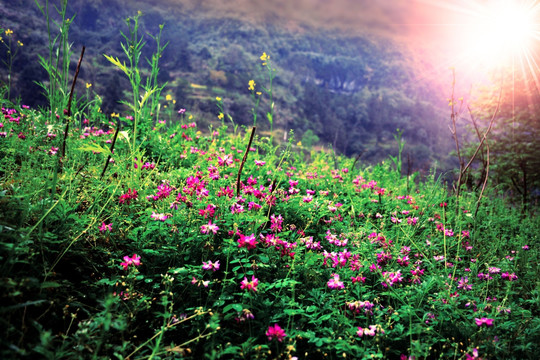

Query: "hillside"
<box><xmin>0</xmin><ymin>0</ymin><xmax>455</xmax><ymax>172</ymax></box>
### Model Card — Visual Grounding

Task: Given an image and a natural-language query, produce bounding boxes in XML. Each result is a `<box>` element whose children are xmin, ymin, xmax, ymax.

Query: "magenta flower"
<box><xmin>465</xmin><ymin>348</ymin><xmax>480</xmax><ymax>360</ymax></box>
<box><xmin>202</xmin><ymin>260</ymin><xmax>220</xmax><ymax>271</ymax></box>
<box><xmin>200</xmin><ymin>221</ymin><xmax>219</xmax><ymax>234</ymax></box>
<box><xmin>501</xmin><ymin>272</ymin><xmax>518</xmax><ymax>281</ymax></box>
<box><xmin>217</xmin><ymin>154</ymin><xmax>233</xmax><ymax>167</ymax></box>
<box><xmin>475</xmin><ymin>317</ymin><xmax>494</xmax><ymax>327</ymax></box>
<box><xmin>119</xmin><ymin>188</ymin><xmax>138</xmax><ymax>205</ymax></box>
<box><xmin>266</xmin><ymin>323</ymin><xmax>286</xmax><ymax>342</ymax></box>
<box><xmin>327</xmin><ymin>273</ymin><xmax>345</xmax><ymax>289</ymax></box>
<box><xmin>99</xmin><ymin>222</ymin><xmax>113</xmax><ymax>232</ymax></box>
<box><xmin>254</xmin><ymin>159</ymin><xmax>266</xmax><ymax>166</ymax></box>
<box><xmin>457</xmin><ymin>277</ymin><xmax>473</xmax><ymax>291</ymax></box>
<box><xmin>48</xmin><ymin>146</ymin><xmax>59</xmax><ymax>155</ymax></box>
<box><xmin>120</xmin><ymin>254</ymin><xmax>141</xmax><ymax>270</ymax></box>
<box><xmin>238</xmin><ymin>234</ymin><xmax>258</xmax><ymax>250</ymax></box>
<box><xmin>270</xmin><ymin>214</ymin><xmax>283</xmax><ymax>233</ymax></box>
<box><xmin>240</xmin><ymin>275</ymin><xmax>259</xmax><ymax>292</ymax></box>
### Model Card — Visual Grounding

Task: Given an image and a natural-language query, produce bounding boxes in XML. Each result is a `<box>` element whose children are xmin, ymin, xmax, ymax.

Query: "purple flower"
<box><xmin>501</xmin><ymin>272</ymin><xmax>518</xmax><ymax>281</ymax></box>
<box><xmin>457</xmin><ymin>277</ymin><xmax>473</xmax><ymax>291</ymax></box>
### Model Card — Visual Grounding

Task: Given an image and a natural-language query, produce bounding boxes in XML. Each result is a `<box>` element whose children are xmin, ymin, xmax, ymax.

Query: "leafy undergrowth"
<box><xmin>1</xmin><ymin>101</ymin><xmax>539</xmax><ymax>360</ymax></box>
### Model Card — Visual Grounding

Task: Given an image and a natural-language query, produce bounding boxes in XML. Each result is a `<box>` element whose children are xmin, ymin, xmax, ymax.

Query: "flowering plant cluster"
<box><xmin>1</xmin><ymin>42</ymin><xmax>538</xmax><ymax>360</ymax></box>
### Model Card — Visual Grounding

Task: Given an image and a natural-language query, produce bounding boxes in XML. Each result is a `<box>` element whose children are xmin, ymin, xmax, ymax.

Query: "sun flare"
<box><xmin>462</xmin><ymin>0</ymin><xmax>540</xmax><ymax>68</ymax></box>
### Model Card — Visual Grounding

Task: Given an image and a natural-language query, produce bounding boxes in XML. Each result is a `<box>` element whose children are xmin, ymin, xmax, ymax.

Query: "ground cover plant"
<box><xmin>1</xmin><ymin>4</ymin><xmax>540</xmax><ymax>359</ymax></box>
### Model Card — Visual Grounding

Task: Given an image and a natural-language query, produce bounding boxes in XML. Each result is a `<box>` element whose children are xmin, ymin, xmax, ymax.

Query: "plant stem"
<box><xmin>236</xmin><ymin>126</ymin><xmax>256</xmax><ymax>197</ymax></box>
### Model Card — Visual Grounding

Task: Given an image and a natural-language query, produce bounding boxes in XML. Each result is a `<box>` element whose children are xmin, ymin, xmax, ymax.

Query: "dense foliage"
<box><xmin>1</xmin><ymin>2</ymin><xmax>539</xmax><ymax>359</ymax></box>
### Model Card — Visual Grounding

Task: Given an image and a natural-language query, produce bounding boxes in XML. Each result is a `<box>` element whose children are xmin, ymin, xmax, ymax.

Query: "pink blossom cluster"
<box><xmin>120</xmin><ymin>254</ymin><xmax>141</xmax><ymax>270</ymax></box>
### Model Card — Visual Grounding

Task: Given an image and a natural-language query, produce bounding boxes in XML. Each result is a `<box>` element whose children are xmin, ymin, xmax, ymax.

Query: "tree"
<box><xmin>469</xmin><ymin>69</ymin><xmax>540</xmax><ymax>208</ymax></box>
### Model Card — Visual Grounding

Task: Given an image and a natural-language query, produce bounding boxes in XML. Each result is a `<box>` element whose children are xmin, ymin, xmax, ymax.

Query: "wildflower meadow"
<box><xmin>1</xmin><ymin>3</ymin><xmax>539</xmax><ymax>360</ymax></box>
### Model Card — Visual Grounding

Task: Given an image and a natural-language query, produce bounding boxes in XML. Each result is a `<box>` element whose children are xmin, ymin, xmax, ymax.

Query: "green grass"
<box><xmin>0</xmin><ymin>7</ymin><xmax>539</xmax><ymax>360</ymax></box>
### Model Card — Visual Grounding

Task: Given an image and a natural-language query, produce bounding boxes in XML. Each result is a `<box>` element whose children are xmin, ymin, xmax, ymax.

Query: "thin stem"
<box><xmin>236</xmin><ymin>126</ymin><xmax>256</xmax><ymax>197</ymax></box>
<box><xmin>61</xmin><ymin>46</ymin><xmax>85</xmax><ymax>158</ymax></box>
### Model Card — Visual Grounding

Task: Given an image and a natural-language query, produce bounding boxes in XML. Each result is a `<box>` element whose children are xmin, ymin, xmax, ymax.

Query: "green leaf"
<box><xmin>40</xmin><ymin>281</ymin><xmax>62</xmax><ymax>289</ymax></box>
<box><xmin>76</xmin><ymin>143</ymin><xmax>111</xmax><ymax>155</ymax></box>
<box><xmin>266</xmin><ymin>112</ymin><xmax>273</xmax><ymax>125</ymax></box>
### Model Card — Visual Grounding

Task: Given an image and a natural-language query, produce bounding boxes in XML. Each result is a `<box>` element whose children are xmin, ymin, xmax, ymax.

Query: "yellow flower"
<box><xmin>86</xmin><ymin>83</ymin><xmax>92</xmax><ymax>89</ymax></box>
<box><xmin>5</xmin><ymin>29</ymin><xmax>13</xmax><ymax>36</ymax></box>
<box><xmin>297</xmin><ymin>141</ymin><xmax>302</xmax><ymax>146</ymax></box>
<box><xmin>218</xmin><ymin>113</ymin><xmax>224</xmax><ymax>120</ymax></box>
<box><xmin>188</xmin><ymin>114</ymin><xmax>193</xmax><ymax>120</ymax></box>
<box><xmin>256</xmin><ymin>91</ymin><xmax>262</xmax><ymax>96</ymax></box>
<box><xmin>260</xmin><ymin>52</ymin><xmax>270</xmax><ymax>66</ymax></box>
<box><xmin>173</xmin><ymin>100</ymin><xmax>176</xmax><ymax>104</ymax></box>
<box><xmin>111</xmin><ymin>112</ymin><xmax>120</xmax><ymax>118</ymax></box>
<box><xmin>166</xmin><ymin>94</ymin><xmax>173</xmax><ymax>101</ymax></box>
<box><xmin>248</xmin><ymin>79</ymin><xmax>256</xmax><ymax>91</ymax></box>
<box><xmin>216</xmin><ymin>96</ymin><xmax>222</xmax><ymax>102</ymax></box>
<box><xmin>17</xmin><ymin>40</ymin><xmax>23</xmax><ymax>47</ymax></box>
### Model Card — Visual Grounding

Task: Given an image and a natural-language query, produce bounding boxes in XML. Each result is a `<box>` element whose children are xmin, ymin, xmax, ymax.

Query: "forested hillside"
<box><xmin>0</xmin><ymin>0</ymin><xmax>454</xmax><ymax>171</ymax></box>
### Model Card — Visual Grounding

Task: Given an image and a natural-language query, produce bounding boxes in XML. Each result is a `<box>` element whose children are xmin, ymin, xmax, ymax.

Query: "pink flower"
<box><xmin>327</xmin><ymin>273</ymin><xmax>344</xmax><ymax>289</ymax></box>
<box><xmin>191</xmin><ymin>276</ymin><xmax>210</xmax><ymax>287</ymax></box>
<box><xmin>218</xmin><ymin>154</ymin><xmax>233</xmax><ymax>167</ymax></box>
<box><xmin>254</xmin><ymin>159</ymin><xmax>266</xmax><ymax>166</ymax></box>
<box><xmin>266</xmin><ymin>323</ymin><xmax>286</xmax><ymax>342</ymax></box>
<box><xmin>357</xmin><ymin>325</ymin><xmax>384</xmax><ymax>337</ymax></box>
<box><xmin>200</xmin><ymin>221</ymin><xmax>219</xmax><ymax>234</ymax></box>
<box><xmin>501</xmin><ymin>272</ymin><xmax>518</xmax><ymax>281</ymax></box>
<box><xmin>270</xmin><ymin>214</ymin><xmax>283</xmax><ymax>233</ymax></box>
<box><xmin>238</xmin><ymin>234</ymin><xmax>258</xmax><ymax>250</ymax></box>
<box><xmin>150</xmin><ymin>212</ymin><xmax>169</xmax><ymax>221</ymax></box>
<box><xmin>465</xmin><ymin>348</ymin><xmax>481</xmax><ymax>360</ymax></box>
<box><xmin>99</xmin><ymin>222</ymin><xmax>113</xmax><ymax>232</ymax></box>
<box><xmin>240</xmin><ymin>275</ymin><xmax>259</xmax><ymax>292</ymax></box>
<box><xmin>202</xmin><ymin>260</ymin><xmax>220</xmax><ymax>271</ymax></box>
<box><xmin>474</xmin><ymin>317</ymin><xmax>494</xmax><ymax>327</ymax></box>
<box><xmin>120</xmin><ymin>254</ymin><xmax>141</xmax><ymax>270</ymax></box>
<box><xmin>119</xmin><ymin>188</ymin><xmax>138</xmax><ymax>205</ymax></box>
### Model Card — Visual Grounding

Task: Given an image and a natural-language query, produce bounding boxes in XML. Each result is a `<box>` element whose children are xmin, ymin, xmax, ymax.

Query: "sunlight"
<box><xmin>462</xmin><ymin>0</ymin><xmax>540</xmax><ymax>68</ymax></box>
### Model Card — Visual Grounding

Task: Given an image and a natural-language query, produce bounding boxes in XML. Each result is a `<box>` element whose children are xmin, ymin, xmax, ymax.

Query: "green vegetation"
<box><xmin>0</xmin><ymin>0</ymin><xmax>453</xmax><ymax>172</ymax></box>
<box><xmin>1</xmin><ymin>2</ymin><xmax>539</xmax><ymax>359</ymax></box>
